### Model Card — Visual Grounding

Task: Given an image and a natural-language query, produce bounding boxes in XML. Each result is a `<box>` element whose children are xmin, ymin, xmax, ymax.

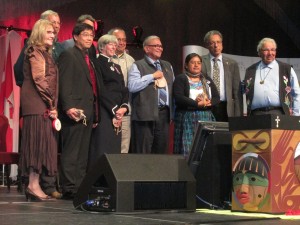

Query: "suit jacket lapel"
<box><xmin>74</xmin><ymin>47</ymin><xmax>92</xmax><ymax>85</ymax></box>
<box><xmin>223</xmin><ymin>56</ymin><xmax>232</xmax><ymax>99</ymax></box>
<box><xmin>203</xmin><ymin>55</ymin><xmax>211</xmax><ymax>78</ymax></box>
<box><xmin>222</xmin><ymin>57</ymin><xmax>230</xmax><ymax>87</ymax></box>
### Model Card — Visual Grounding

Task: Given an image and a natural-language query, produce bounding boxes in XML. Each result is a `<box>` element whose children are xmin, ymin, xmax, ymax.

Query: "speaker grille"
<box><xmin>134</xmin><ymin>182</ymin><xmax>187</xmax><ymax>210</ymax></box>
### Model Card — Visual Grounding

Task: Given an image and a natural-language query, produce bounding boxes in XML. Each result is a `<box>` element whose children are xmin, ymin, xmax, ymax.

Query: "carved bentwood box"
<box><xmin>229</xmin><ymin>115</ymin><xmax>300</xmax><ymax>214</ymax></box>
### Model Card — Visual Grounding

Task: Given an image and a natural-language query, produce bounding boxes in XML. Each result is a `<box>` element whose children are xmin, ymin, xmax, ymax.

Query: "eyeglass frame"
<box><xmin>146</xmin><ymin>44</ymin><xmax>164</xmax><ymax>49</ymax></box>
<box><xmin>79</xmin><ymin>32</ymin><xmax>95</xmax><ymax>39</ymax></box>
<box><xmin>51</xmin><ymin>21</ymin><xmax>62</xmax><ymax>26</ymax></box>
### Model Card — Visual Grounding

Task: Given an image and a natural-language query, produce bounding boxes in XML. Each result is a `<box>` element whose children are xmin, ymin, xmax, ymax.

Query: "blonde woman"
<box><xmin>19</xmin><ymin>19</ymin><xmax>59</xmax><ymax>201</ymax></box>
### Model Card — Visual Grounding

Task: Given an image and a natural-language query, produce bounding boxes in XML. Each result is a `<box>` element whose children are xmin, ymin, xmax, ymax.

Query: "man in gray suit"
<box><xmin>201</xmin><ymin>30</ymin><xmax>242</xmax><ymax>121</ymax></box>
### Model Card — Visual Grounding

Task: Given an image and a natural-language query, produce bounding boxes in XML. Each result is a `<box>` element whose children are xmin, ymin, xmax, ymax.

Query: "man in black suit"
<box><xmin>58</xmin><ymin>23</ymin><xmax>99</xmax><ymax>199</ymax></box>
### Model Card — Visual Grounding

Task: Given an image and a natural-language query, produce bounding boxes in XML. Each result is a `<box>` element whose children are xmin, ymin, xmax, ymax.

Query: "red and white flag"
<box><xmin>0</xmin><ymin>31</ymin><xmax>21</xmax><ymax>156</ymax></box>
<box><xmin>0</xmin><ymin>44</ymin><xmax>14</xmax><ymax>152</ymax></box>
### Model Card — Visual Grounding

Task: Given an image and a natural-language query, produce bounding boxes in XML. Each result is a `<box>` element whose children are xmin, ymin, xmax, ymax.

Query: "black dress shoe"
<box><xmin>62</xmin><ymin>191</ymin><xmax>75</xmax><ymax>200</ymax></box>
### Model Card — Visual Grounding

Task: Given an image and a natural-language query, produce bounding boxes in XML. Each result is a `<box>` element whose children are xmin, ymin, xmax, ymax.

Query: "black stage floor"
<box><xmin>0</xmin><ymin>187</ymin><xmax>299</xmax><ymax>225</ymax></box>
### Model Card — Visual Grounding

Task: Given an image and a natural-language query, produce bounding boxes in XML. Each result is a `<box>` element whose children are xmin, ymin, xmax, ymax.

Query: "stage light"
<box><xmin>94</xmin><ymin>19</ymin><xmax>104</xmax><ymax>41</ymax></box>
<box><xmin>132</xmin><ymin>25</ymin><xmax>143</xmax><ymax>48</ymax></box>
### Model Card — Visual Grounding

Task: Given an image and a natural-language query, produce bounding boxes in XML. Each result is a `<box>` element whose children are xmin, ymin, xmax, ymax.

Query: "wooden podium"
<box><xmin>229</xmin><ymin>115</ymin><xmax>300</xmax><ymax>213</ymax></box>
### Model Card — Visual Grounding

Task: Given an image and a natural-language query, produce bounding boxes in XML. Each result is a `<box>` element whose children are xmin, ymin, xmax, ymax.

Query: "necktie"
<box><xmin>213</xmin><ymin>58</ymin><xmax>220</xmax><ymax>93</ymax></box>
<box><xmin>85</xmin><ymin>54</ymin><xmax>98</xmax><ymax>122</ymax></box>
<box><xmin>154</xmin><ymin>61</ymin><xmax>167</xmax><ymax>106</ymax></box>
<box><xmin>85</xmin><ymin>54</ymin><xmax>97</xmax><ymax>96</ymax></box>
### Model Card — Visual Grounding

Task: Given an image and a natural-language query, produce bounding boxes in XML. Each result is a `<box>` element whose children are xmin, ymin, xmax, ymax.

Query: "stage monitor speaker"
<box><xmin>73</xmin><ymin>154</ymin><xmax>196</xmax><ymax>212</ymax></box>
<box><xmin>188</xmin><ymin>121</ymin><xmax>232</xmax><ymax>209</ymax></box>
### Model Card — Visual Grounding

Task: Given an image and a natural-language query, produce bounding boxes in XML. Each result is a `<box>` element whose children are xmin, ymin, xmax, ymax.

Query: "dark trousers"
<box><xmin>132</xmin><ymin>108</ymin><xmax>170</xmax><ymax>154</ymax></box>
<box><xmin>40</xmin><ymin>171</ymin><xmax>57</xmax><ymax>195</ymax></box>
<box><xmin>60</xmin><ymin>121</ymin><xmax>92</xmax><ymax>194</ymax></box>
<box><xmin>21</xmin><ymin>169</ymin><xmax>57</xmax><ymax>195</ymax></box>
<box><xmin>250</xmin><ymin>108</ymin><xmax>284</xmax><ymax>116</ymax></box>
<box><xmin>212</xmin><ymin>101</ymin><xmax>228</xmax><ymax>122</ymax></box>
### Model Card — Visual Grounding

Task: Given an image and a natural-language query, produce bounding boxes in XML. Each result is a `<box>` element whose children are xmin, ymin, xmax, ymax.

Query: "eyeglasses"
<box><xmin>80</xmin><ymin>33</ymin><xmax>95</xmax><ymax>38</ymax></box>
<box><xmin>147</xmin><ymin>44</ymin><xmax>163</xmax><ymax>49</ymax></box>
<box><xmin>261</xmin><ymin>48</ymin><xmax>276</xmax><ymax>53</ymax></box>
<box><xmin>51</xmin><ymin>21</ymin><xmax>62</xmax><ymax>26</ymax></box>
<box><xmin>107</xmin><ymin>42</ymin><xmax>117</xmax><ymax>47</ymax></box>
<box><xmin>208</xmin><ymin>41</ymin><xmax>222</xmax><ymax>46</ymax></box>
<box><xmin>117</xmin><ymin>38</ymin><xmax>127</xmax><ymax>42</ymax></box>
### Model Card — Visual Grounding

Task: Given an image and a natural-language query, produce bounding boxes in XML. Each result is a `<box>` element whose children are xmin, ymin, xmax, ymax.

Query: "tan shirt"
<box><xmin>111</xmin><ymin>52</ymin><xmax>135</xmax><ymax>86</ymax></box>
<box><xmin>111</xmin><ymin>52</ymin><xmax>135</xmax><ymax>115</ymax></box>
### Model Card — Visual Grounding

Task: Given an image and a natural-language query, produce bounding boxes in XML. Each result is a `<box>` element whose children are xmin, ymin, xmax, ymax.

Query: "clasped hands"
<box><xmin>66</xmin><ymin>108</ymin><xmax>85</xmax><ymax>121</ymax></box>
<box><xmin>66</xmin><ymin>108</ymin><xmax>87</xmax><ymax>126</ymax></box>
<box><xmin>113</xmin><ymin>107</ymin><xmax>127</xmax><ymax>135</ymax></box>
<box><xmin>196</xmin><ymin>94</ymin><xmax>211</xmax><ymax>108</ymax></box>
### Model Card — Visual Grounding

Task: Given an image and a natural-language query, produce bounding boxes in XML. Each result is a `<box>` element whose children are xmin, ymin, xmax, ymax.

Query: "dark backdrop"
<box><xmin>1</xmin><ymin>0</ymin><xmax>299</xmax><ymax>75</ymax></box>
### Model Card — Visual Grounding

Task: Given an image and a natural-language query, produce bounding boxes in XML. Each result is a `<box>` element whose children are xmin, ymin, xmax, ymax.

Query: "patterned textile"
<box><xmin>174</xmin><ymin>110</ymin><xmax>215</xmax><ymax>158</ymax></box>
<box><xmin>189</xmin><ymin>79</ymin><xmax>205</xmax><ymax>100</ymax></box>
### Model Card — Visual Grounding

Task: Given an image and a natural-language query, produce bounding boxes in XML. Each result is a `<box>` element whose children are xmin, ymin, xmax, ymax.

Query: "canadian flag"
<box><xmin>0</xmin><ymin>44</ymin><xmax>14</xmax><ymax>152</ymax></box>
<box><xmin>0</xmin><ymin>31</ymin><xmax>21</xmax><ymax>158</ymax></box>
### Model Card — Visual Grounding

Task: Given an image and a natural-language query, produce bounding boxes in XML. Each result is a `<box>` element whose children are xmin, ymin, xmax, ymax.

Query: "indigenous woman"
<box><xmin>173</xmin><ymin>53</ymin><xmax>219</xmax><ymax>158</ymax></box>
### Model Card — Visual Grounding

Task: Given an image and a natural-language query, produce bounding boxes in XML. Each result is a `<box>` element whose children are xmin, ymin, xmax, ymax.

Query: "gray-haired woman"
<box><xmin>88</xmin><ymin>35</ymin><xmax>129</xmax><ymax>170</ymax></box>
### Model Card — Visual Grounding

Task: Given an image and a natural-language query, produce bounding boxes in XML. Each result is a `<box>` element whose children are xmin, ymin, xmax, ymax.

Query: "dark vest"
<box><xmin>244</xmin><ymin>60</ymin><xmax>292</xmax><ymax>115</ymax></box>
<box><xmin>131</xmin><ymin>57</ymin><xmax>174</xmax><ymax>121</ymax></box>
